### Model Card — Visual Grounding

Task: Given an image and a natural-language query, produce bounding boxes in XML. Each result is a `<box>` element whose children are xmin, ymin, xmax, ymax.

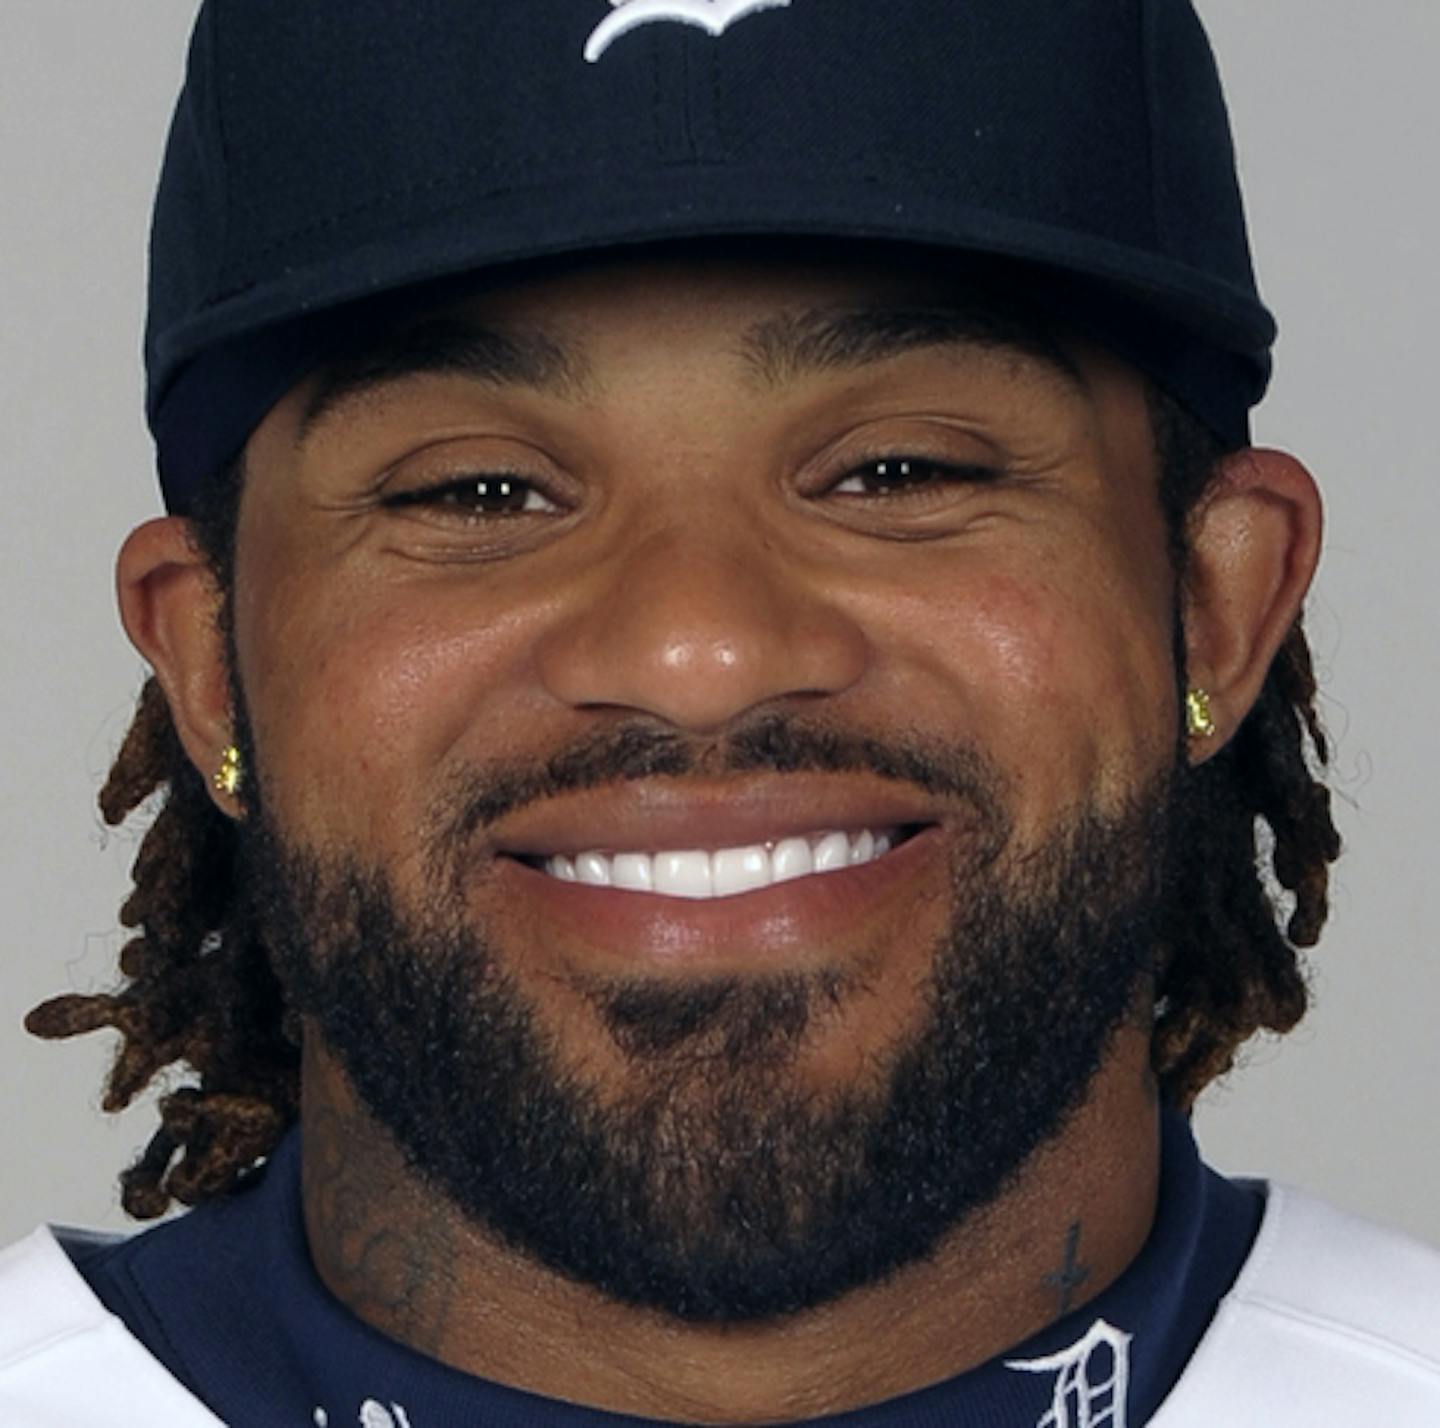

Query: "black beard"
<box><xmin>240</xmin><ymin>717</ymin><xmax>1173</xmax><ymax>1322</ymax></box>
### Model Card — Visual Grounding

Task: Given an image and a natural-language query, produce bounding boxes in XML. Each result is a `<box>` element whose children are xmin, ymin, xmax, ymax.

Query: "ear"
<box><xmin>1180</xmin><ymin>448</ymin><xmax>1322</xmax><ymax>761</ymax></box>
<box><xmin>116</xmin><ymin>517</ymin><xmax>239</xmax><ymax>813</ymax></box>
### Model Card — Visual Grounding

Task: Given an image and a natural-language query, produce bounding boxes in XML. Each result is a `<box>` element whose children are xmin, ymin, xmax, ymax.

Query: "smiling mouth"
<box><xmin>514</xmin><ymin>825</ymin><xmax>925</xmax><ymax>901</ymax></box>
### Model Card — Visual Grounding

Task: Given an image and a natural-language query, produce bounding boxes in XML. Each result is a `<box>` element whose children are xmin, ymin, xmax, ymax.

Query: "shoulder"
<box><xmin>0</xmin><ymin>1226</ymin><xmax>116</xmax><ymax>1362</ymax></box>
<box><xmin>1155</xmin><ymin>1183</ymin><xmax>1440</xmax><ymax>1425</ymax></box>
<box><xmin>1230</xmin><ymin>1182</ymin><xmax>1440</xmax><ymax>1355</ymax></box>
<box><xmin>0</xmin><ymin>1226</ymin><xmax>222</xmax><ymax>1425</ymax></box>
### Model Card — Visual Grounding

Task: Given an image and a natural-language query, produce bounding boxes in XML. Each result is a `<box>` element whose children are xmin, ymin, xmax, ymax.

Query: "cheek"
<box><xmin>237</xmin><ymin>575</ymin><xmax>543</xmax><ymax>846</ymax></box>
<box><xmin>872</xmin><ymin>554</ymin><xmax>1176</xmax><ymax>824</ymax></box>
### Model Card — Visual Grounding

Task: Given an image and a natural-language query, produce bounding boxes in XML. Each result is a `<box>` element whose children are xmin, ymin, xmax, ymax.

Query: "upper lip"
<box><xmin>489</xmin><ymin>775</ymin><xmax>943</xmax><ymax>859</ymax></box>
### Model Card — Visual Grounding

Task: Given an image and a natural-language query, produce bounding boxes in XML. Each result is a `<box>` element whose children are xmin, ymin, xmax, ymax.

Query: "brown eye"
<box><xmin>831</xmin><ymin>457</ymin><xmax>994</xmax><ymax>497</ymax></box>
<box><xmin>388</xmin><ymin>474</ymin><xmax>558</xmax><ymax>517</ymax></box>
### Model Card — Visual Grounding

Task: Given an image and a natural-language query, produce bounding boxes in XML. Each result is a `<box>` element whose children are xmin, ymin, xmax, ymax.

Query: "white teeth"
<box><xmin>611</xmin><ymin>852</ymin><xmax>653</xmax><ymax>892</ymax></box>
<box><xmin>770</xmin><ymin>837</ymin><xmax>814</xmax><ymax>884</ymax></box>
<box><xmin>812</xmin><ymin>831</ymin><xmax>852</xmax><ymax>873</ymax></box>
<box><xmin>541</xmin><ymin>828</ymin><xmax>901</xmax><ymax>900</ymax></box>
<box><xmin>654</xmin><ymin>850</ymin><xmax>712</xmax><ymax>898</ymax></box>
<box><xmin>575</xmin><ymin>851</ymin><xmax>611</xmax><ymax>886</ymax></box>
<box><xmin>711</xmin><ymin>845</ymin><xmax>771</xmax><ymax>898</ymax></box>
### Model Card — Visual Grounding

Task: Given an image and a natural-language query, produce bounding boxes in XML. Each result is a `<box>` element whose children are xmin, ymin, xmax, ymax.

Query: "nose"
<box><xmin>533</xmin><ymin>522</ymin><xmax>871</xmax><ymax>732</ymax></box>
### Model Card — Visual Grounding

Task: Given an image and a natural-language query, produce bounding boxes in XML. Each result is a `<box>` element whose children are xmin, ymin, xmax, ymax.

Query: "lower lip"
<box><xmin>494</xmin><ymin>827</ymin><xmax>945</xmax><ymax>969</ymax></box>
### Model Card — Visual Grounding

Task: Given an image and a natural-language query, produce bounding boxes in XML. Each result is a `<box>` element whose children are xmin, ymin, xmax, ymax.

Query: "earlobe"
<box><xmin>116</xmin><ymin>517</ymin><xmax>239</xmax><ymax>810</ymax></box>
<box><xmin>1180</xmin><ymin>448</ymin><xmax>1323</xmax><ymax>760</ymax></box>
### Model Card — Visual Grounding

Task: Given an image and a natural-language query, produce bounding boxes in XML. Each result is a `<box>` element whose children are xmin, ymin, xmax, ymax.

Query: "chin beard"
<box><xmin>241</xmin><ymin>719</ymin><xmax>1174</xmax><ymax>1322</ymax></box>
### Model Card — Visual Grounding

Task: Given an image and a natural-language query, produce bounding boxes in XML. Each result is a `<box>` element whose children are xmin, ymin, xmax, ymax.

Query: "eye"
<box><xmin>828</xmin><ymin>456</ymin><xmax>998</xmax><ymax>498</ymax></box>
<box><xmin>384</xmin><ymin>473</ymin><xmax>560</xmax><ymax>519</ymax></box>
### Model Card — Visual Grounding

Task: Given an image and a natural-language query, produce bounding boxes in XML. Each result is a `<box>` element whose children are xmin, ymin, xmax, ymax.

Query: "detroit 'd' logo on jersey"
<box><xmin>1006</xmin><ymin>1319</ymin><xmax>1133</xmax><ymax>1428</ymax></box>
<box><xmin>584</xmin><ymin>0</ymin><xmax>792</xmax><ymax>63</ymax></box>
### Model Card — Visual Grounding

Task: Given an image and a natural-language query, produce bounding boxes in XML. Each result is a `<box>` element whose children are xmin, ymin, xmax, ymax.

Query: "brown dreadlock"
<box><xmin>26</xmin><ymin>464</ymin><xmax>299</xmax><ymax>1218</ymax></box>
<box><xmin>25</xmin><ymin>391</ymin><xmax>1342</xmax><ymax>1219</ymax></box>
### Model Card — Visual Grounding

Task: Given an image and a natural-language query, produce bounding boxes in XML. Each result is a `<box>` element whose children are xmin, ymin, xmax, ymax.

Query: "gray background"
<box><xmin>2</xmin><ymin>1</ymin><xmax>1437</xmax><ymax>1247</ymax></box>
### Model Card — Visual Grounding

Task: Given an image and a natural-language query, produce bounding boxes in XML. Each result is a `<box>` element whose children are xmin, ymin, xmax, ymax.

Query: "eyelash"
<box><xmin>828</xmin><ymin>455</ymin><xmax>1000</xmax><ymax>499</ymax></box>
<box><xmin>383</xmin><ymin>474</ymin><xmax>559</xmax><ymax>519</ymax></box>
<box><xmin>382</xmin><ymin>455</ymin><xmax>999</xmax><ymax>522</ymax></box>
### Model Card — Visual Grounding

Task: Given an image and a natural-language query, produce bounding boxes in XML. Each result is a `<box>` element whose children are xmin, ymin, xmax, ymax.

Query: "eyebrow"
<box><xmin>737</xmin><ymin>303</ymin><xmax>1085</xmax><ymax>396</ymax></box>
<box><xmin>297</xmin><ymin>318</ymin><xmax>588</xmax><ymax>443</ymax></box>
<box><xmin>297</xmin><ymin>296</ymin><xmax>1084</xmax><ymax>444</ymax></box>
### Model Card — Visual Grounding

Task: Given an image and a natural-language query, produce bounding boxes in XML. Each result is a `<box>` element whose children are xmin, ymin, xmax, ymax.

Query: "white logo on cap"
<box><xmin>585</xmin><ymin>0</ymin><xmax>791</xmax><ymax>63</ymax></box>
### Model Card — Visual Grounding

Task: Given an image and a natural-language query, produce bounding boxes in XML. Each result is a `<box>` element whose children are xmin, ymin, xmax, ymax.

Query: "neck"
<box><xmin>300</xmin><ymin>1032</ymin><xmax>1161</xmax><ymax>1423</ymax></box>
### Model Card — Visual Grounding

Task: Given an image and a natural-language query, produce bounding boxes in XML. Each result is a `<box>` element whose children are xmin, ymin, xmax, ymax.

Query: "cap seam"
<box><xmin>650</xmin><ymin>33</ymin><xmax>665</xmax><ymax>161</ymax></box>
<box><xmin>707</xmin><ymin>41</ymin><xmax>725</xmax><ymax>160</ymax></box>
<box><xmin>1142</xmin><ymin>0</ymin><xmax>1171</xmax><ymax>263</ymax></box>
<box><xmin>204</xmin><ymin>0</ymin><xmax>235</xmax><ymax>312</ymax></box>
<box><xmin>678</xmin><ymin>36</ymin><xmax>699</xmax><ymax>162</ymax></box>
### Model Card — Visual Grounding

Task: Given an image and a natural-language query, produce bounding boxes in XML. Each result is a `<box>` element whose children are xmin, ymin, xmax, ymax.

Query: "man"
<box><xmin>3</xmin><ymin>0</ymin><xmax>1437</xmax><ymax>1423</ymax></box>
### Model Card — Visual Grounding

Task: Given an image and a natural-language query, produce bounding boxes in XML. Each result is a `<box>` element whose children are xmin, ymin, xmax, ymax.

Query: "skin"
<box><xmin>118</xmin><ymin>251</ymin><xmax>1321</xmax><ymax>1422</ymax></box>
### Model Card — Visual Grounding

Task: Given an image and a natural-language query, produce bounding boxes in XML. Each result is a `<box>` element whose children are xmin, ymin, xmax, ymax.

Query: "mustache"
<box><xmin>433</xmin><ymin>712</ymin><xmax>1012</xmax><ymax>847</ymax></box>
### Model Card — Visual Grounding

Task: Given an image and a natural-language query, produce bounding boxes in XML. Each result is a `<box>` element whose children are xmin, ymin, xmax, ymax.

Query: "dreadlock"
<box><xmin>26</xmin><ymin>391</ymin><xmax>1341</xmax><ymax>1217</ymax></box>
<box><xmin>1148</xmin><ymin>392</ymin><xmax>1342</xmax><ymax>1102</ymax></box>
<box><xmin>25</xmin><ymin>462</ymin><xmax>298</xmax><ymax>1218</ymax></box>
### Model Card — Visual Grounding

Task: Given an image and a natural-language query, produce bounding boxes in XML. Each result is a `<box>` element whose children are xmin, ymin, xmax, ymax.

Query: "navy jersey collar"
<box><xmin>74</xmin><ymin>1109</ymin><xmax>1260</xmax><ymax>1426</ymax></box>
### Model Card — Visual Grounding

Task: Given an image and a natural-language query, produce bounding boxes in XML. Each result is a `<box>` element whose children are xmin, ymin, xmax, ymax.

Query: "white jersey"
<box><xmin>1</xmin><ymin>1183</ymin><xmax>1437</xmax><ymax>1425</ymax></box>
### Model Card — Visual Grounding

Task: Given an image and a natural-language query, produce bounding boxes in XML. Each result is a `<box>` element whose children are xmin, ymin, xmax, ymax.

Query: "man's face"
<box><xmin>231</xmin><ymin>251</ymin><xmax>1182</xmax><ymax>1317</ymax></box>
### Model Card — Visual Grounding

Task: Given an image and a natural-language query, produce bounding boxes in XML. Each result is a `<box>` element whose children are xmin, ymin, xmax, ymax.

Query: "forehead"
<box><xmin>291</xmin><ymin>246</ymin><xmax>1111</xmax><ymax>435</ymax></box>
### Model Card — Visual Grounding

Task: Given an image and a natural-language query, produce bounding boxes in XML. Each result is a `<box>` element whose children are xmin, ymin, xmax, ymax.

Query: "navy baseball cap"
<box><xmin>147</xmin><ymin>0</ymin><xmax>1275</xmax><ymax>513</ymax></box>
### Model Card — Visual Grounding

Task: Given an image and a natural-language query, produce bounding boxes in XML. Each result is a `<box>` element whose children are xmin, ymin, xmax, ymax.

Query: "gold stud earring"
<box><xmin>213</xmin><ymin>744</ymin><xmax>244</xmax><ymax>796</ymax></box>
<box><xmin>1185</xmin><ymin>688</ymin><xmax>1218</xmax><ymax>740</ymax></box>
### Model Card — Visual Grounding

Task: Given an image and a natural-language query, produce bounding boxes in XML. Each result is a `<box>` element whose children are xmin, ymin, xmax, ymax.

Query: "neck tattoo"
<box><xmin>1044</xmin><ymin>1222</ymin><xmax>1093</xmax><ymax>1318</ymax></box>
